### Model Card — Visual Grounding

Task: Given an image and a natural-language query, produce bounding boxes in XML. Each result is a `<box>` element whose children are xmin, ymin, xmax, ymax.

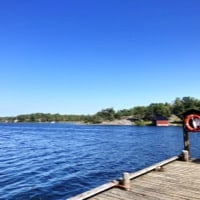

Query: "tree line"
<box><xmin>1</xmin><ymin>96</ymin><xmax>200</xmax><ymax>123</ymax></box>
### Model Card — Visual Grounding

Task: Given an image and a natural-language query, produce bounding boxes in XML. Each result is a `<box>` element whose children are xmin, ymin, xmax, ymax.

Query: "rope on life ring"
<box><xmin>184</xmin><ymin>114</ymin><xmax>200</xmax><ymax>132</ymax></box>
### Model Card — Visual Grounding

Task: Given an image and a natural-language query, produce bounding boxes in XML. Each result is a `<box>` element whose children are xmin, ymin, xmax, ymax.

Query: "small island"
<box><xmin>0</xmin><ymin>96</ymin><xmax>198</xmax><ymax>126</ymax></box>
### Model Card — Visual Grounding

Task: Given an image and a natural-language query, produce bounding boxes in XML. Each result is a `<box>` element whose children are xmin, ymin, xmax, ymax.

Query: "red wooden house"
<box><xmin>153</xmin><ymin>116</ymin><xmax>169</xmax><ymax>126</ymax></box>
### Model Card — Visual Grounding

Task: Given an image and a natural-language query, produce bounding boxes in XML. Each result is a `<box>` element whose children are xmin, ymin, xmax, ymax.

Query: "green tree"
<box><xmin>96</xmin><ymin>108</ymin><xmax>116</xmax><ymax>121</ymax></box>
<box><xmin>172</xmin><ymin>97</ymin><xmax>200</xmax><ymax>118</ymax></box>
<box><xmin>131</xmin><ymin>106</ymin><xmax>147</xmax><ymax>120</ymax></box>
<box><xmin>171</xmin><ymin>97</ymin><xmax>185</xmax><ymax>118</ymax></box>
<box><xmin>116</xmin><ymin>109</ymin><xmax>131</xmax><ymax>119</ymax></box>
<box><xmin>145</xmin><ymin>103</ymin><xmax>171</xmax><ymax>120</ymax></box>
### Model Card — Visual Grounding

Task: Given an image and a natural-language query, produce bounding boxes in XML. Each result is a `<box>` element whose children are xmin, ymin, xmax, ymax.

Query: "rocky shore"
<box><xmin>100</xmin><ymin>119</ymin><xmax>133</xmax><ymax>125</ymax></box>
<box><xmin>91</xmin><ymin>114</ymin><xmax>182</xmax><ymax>126</ymax></box>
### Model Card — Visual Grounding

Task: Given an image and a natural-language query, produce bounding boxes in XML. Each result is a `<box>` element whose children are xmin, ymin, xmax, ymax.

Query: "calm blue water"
<box><xmin>0</xmin><ymin>123</ymin><xmax>200</xmax><ymax>200</ymax></box>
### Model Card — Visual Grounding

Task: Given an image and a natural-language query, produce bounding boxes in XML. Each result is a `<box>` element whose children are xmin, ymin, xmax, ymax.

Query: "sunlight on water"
<box><xmin>1</xmin><ymin>123</ymin><xmax>199</xmax><ymax>199</ymax></box>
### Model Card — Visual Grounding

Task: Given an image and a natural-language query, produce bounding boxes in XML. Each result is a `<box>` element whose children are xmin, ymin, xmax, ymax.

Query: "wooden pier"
<box><xmin>68</xmin><ymin>154</ymin><xmax>200</xmax><ymax>200</ymax></box>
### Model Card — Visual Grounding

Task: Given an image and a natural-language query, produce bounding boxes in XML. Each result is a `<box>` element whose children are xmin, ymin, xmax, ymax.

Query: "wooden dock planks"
<box><xmin>86</xmin><ymin>160</ymin><xmax>200</xmax><ymax>200</ymax></box>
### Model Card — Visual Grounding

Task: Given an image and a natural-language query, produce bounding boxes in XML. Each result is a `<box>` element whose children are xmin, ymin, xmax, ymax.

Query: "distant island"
<box><xmin>0</xmin><ymin>96</ymin><xmax>198</xmax><ymax>125</ymax></box>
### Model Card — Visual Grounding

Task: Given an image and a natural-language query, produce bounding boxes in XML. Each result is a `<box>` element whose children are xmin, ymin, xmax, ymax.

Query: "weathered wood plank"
<box><xmin>69</xmin><ymin>158</ymin><xmax>200</xmax><ymax>200</ymax></box>
<box><xmin>128</xmin><ymin>161</ymin><xmax>200</xmax><ymax>200</ymax></box>
<box><xmin>129</xmin><ymin>156</ymin><xmax>179</xmax><ymax>179</ymax></box>
<box><xmin>68</xmin><ymin>181</ymin><xmax>118</xmax><ymax>200</ymax></box>
<box><xmin>129</xmin><ymin>184</ymin><xmax>181</xmax><ymax>200</ymax></box>
<box><xmin>108</xmin><ymin>188</ymin><xmax>159</xmax><ymax>200</ymax></box>
<box><xmin>132</xmin><ymin>178</ymin><xmax>200</xmax><ymax>199</ymax></box>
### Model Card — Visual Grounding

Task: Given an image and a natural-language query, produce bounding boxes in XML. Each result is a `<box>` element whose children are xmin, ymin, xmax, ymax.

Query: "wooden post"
<box><xmin>183</xmin><ymin>128</ymin><xmax>190</xmax><ymax>160</ymax></box>
<box><xmin>183</xmin><ymin>129</ymin><xmax>190</xmax><ymax>151</ymax></box>
<box><xmin>182</xmin><ymin>150</ymin><xmax>189</xmax><ymax>161</ymax></box>
<box><xmin>122</xmin><ymin>172</ymin><xmax>130</xmax><ymax>190</ymax></box>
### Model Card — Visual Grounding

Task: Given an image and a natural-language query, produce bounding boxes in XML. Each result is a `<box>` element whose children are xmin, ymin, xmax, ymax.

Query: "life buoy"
<box><xmin>184</xmin><ymin>114</ymin><xmax>200</xmax><ymax>132</ymax></box>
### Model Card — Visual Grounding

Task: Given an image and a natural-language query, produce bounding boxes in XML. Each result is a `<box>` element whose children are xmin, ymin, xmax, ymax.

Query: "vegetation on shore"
<box><xmin>1</xmin><ymin>96</ymin><xmax>200</xmax><ymax>124</ymax></box>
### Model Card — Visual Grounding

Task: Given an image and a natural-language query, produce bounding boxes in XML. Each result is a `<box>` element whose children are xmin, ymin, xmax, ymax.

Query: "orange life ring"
<box><xmin>184</xmin><ymin>114</ymin><xmax>200</xmax><ymax>132</ymax></box>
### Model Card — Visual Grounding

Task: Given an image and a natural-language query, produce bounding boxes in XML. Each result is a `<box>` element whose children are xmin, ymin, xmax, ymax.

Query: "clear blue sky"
<box><xmin>0</xmin><ymin>0</ymin><xmax>200</xmax><ymax>116</ymax></box>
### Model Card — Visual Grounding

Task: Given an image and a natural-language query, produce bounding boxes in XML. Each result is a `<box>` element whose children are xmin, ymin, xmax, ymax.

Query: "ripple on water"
<box><xmin>0</xmin><ymin>123</ymin><xmax>187</xmax><ymax>199</ymax></box>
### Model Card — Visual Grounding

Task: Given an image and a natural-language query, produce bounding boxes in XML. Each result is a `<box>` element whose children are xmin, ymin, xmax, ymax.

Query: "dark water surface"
<box><xmin>0</xmin><ymin>123</ymin><xmax>200</xmax><ymax>200</ymax></box>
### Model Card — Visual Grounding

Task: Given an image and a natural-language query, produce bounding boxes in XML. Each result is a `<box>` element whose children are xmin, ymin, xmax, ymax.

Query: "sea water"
<box><xmin>0</xmin><ymin>123</ymin><xmax>200</xmax><ymax>200</ymax></box>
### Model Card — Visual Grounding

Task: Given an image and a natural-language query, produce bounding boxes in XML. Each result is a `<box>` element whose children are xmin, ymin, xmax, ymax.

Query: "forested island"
<box><xmin>0</xmin><ymin>97</ymin><xmax>200</xmax><ymax>125</ymax></box>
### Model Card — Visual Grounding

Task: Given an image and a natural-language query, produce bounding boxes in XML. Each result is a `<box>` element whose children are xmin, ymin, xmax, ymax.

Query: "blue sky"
<box><xmin>0</xmin><ymin>0</ymin><xmax>200</xmax><ymax>116</ymax></box>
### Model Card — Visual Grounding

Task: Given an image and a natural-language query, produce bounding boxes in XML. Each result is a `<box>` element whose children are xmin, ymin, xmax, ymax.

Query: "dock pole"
<box><xmin>183</xmin><ymin>128</ymin><xmax>190</xmax><ymax>161</ymax></box>
<box><xmin>122</xmin><ymin>172</ymin><xmax>130</xmax><ymax>190</ymax></box>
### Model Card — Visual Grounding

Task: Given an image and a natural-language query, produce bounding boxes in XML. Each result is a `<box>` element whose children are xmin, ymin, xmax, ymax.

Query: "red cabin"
<box><xmin>153</xmin><ymin>116</ymin><xmax>169</xmax><ymax>126</ymax></box>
